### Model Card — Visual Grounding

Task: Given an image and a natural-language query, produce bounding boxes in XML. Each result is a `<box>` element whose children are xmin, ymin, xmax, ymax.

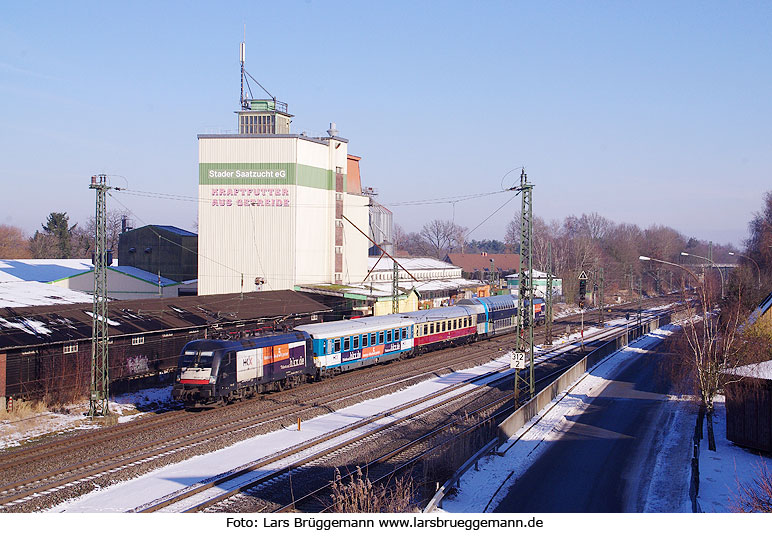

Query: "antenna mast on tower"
<box><xmin>240</xmin><ymin>28</ymin><xmax>247</xmax><ymax>109</ymax></box>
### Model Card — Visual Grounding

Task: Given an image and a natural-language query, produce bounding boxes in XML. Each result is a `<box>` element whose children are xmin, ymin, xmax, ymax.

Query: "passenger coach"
<box><xmin>295</xmin><ymin>316</ymin><xmax>414</xmax><ymax>374</ymax></box>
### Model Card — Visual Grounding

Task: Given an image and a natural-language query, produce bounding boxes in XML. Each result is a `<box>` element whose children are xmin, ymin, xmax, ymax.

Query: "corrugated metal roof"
<box><xmin>0</xmin><ymin>290</ymin><xmax>330</xmax><ymax>351</ymax></box>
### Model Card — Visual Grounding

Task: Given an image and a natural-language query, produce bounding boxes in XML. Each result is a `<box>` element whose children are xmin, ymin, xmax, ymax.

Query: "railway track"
<box><xmin>130</xmin><ymin>310</ymin><xmax>670</xmax><ymax>513</ymax></box>
<box><xmin>0</xmin><ymin>296</ymin><xmax>678</xmax><ymax>512</ymax></box>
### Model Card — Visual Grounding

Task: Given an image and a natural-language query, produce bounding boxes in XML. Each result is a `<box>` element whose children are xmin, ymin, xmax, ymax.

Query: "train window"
<box><xmin>334</xmin><ymin>339</ymin><xmax>341</xmax><ymax>353</ymax></box>
<box><xmin>343</xmin><ymin>337</ymin><xmax>350</xmax><ymax>352</ymax></box>
<box><xmin>353</xmin><ymin>335</ymin><xmax>360</xmax><ymax>348</ymax></box>
<box><xmin>402</xmin><ymin>328</ymin><xmax>407</xmax><ymax>340</ymax></box>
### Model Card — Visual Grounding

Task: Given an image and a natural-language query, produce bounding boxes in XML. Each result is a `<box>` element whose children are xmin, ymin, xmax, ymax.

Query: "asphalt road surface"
<box><xmin>493</xmin><ymin>341</ymin><xmax>677</xmax><ymax>512</ymax></box>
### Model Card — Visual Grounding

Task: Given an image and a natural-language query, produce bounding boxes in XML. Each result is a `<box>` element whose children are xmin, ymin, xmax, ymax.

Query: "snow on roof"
<box><xmin>725</xmin><ymin>360</ymin><xmax>772</xmax><ymax>381</ymax></box>
<box><xmin>322</xmin><ymin>278</ymin><xmax>486</xmax><ymax>298</ymax></box>
<box><xmin>411</xmin><ymin>278</ymin><xmax>486</xmax><ymax>293</ymax></box>
<box><xmin>0</xmin><ymin>259</ymin><xmax>96</xmax><ymax>283</ymax></box>
<box><xmin>0</xmin><ymin>281</ymin><xmax>93</xmax><ymax>309</ymax></box>
<box><xmin>368</xmin><ymin>257</ymin><xmax>459</xmax><ymax>272</ymax></box>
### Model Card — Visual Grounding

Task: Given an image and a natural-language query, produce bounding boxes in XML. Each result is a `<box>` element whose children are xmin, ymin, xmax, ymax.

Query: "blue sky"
<box><xmin>1</xmin><ymin>1</ymin><xmax>770</xmax><ymax>246</ymax></box>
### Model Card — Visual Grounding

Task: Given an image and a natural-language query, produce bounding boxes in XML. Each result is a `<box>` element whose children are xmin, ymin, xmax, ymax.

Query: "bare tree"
<box><xmin>579</xmin><ymin>212</ymin><xmax>612</xmax><ymax>242</ymax></box>
<box><xmin>420</xmin><ymin>219</ymin><xmax>464</xmax><ymax>260</ymax></box>
<box><xmin>677</xmin><ymin>277</ymin><xmax>745</xmax><ymax>451</ymax></box>
<box><xmin>0</xmin><ymin>224</ymin><xmax>32</xmax><ymax>258</ymax></box>
<box><xmin>746</xmin><ymin>191</ymin><xmax>772</xmax><ymax>273</ymax></box>
<box><xmin>504</xmin><ymin>215</ymin><xmax>520</xmax><ymax>253</ymax></box>
<box><xmin>28</xmin><ymin>230</ymin><xmax>57</xmax><ymax>258</ymax></box>
<box><xmin>76</xmin><ymin>210</ymin><xmax>124</xmax><ymax>256</ymax></box>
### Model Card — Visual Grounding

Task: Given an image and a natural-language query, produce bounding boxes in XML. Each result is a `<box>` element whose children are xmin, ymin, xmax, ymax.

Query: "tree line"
<box><xmin>393</xmin><ymin>212</ymin><xmax>739</xmax><ymax>300</ymax></box>
<box><xmin>0</xmin><ymin>211</ymin><xmax>124</xmax><ymax>259</ymax></box>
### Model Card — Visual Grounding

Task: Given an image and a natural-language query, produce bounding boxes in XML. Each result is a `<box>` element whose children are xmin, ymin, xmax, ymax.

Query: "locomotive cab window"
<box><xmin>181</xmin><ymin>350</ymin><xmax>215</xmax><ymax>368</ymax></box>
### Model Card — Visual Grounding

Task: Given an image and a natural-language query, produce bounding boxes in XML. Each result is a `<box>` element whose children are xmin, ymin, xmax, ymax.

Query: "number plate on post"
<box><xmin>510</xmin><ymin>352</ymin><xmax>526</xmax><ymax>369</ymax></box>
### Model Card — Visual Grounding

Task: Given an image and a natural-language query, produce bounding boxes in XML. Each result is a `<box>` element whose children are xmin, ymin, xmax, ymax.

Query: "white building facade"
<box><xmin>198</xmin><ymin>130</ymin><xmax>370</xmax><ymax>295</ymax></box>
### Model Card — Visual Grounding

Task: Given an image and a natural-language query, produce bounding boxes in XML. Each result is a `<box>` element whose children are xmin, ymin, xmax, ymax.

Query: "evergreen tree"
<box><xmin>40</xmin><ymin>212</ymin><xmax>77</xmax><ymax>258</ymax></box>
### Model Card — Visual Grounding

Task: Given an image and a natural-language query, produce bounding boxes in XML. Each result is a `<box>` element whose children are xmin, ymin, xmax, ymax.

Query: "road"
<box><xmin>493</xmin><ymin>340</ymin><xmax>677</xmax><ymax>512</ymax></box>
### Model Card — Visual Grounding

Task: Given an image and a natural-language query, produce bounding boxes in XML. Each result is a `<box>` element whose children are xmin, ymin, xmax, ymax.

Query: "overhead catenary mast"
<box><xmin>88</xmin><ymin>174</ymin><xmax>112</xmax><ymax>418</ymax></box>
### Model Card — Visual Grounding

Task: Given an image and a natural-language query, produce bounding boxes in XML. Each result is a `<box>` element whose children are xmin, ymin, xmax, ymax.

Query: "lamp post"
<box><xmin>728</xmin><ymin>251</ymin><xmax>761</xmax><ymax>288</ymax></box>
<box><xmin>681</xmin><ymin>251</ymin><xmax>724</xmax><ymax>299</ymax></box>
<box><xmin>640</xmin><ymin>256</ymin><xmax>700</xmax><ymax>285</ymax></box>
<box><xmin>639</xmin><ymin>256</ymin><xmax>704</xmax><ymax>310</ymax></box>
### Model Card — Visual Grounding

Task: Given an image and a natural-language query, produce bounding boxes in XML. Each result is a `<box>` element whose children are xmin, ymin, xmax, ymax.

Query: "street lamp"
<box><xmin>639</xmin><ymin>255</ymin><xmax>701</xmax><ymax>287</ymax></box>
<box><xmin>681</xmin><ymin>252</ymin><xmax>724</xmax><ymax>299</ymax></box>
<box><xmin>728</xmin><ymin>251</ymin><xmax>761</xmax><ymax>288</ymax></box>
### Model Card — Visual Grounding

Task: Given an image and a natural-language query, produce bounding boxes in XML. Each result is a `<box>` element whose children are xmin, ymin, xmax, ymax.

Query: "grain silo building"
<box><xmin>197</xmin><ymin>99</ymin><xmax>370</xmax><ymax>295</ymax></box>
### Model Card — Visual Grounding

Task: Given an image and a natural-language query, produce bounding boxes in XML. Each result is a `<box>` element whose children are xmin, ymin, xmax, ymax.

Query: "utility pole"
<box><xmin>578</xmin><ymin>270</ymin><xmax>588</xmax><ymax>351</ymax></box>
<box><xmin>637</xmin><ymin>277</ymin><xmax>643</xmax><ymax>328</ymax></box>
<box><xmin>514</xmin><ymin>169</ymin><xmax>535</xmax><ymax>398</ymax></box>
<box><xmin>598</xmin><ymin>266</ymin><xmax>604</xmax><ymax>326</ymax></box>
<box><xmin>88</xmin><ymin>175</ymin><xmax>111</xmax><ymax>418</ymax></box>
<box><xmin>544</xmin><ymin>244</ymin><xmax>553</xmax><ymax>346</ymax></box>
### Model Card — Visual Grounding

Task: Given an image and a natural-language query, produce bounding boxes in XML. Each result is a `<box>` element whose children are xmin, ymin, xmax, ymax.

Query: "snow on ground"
<box><xmin>697</xmin><ymin>396</ymin><xmax>772</xmax><ymax>512</ymax></box>
<box><xmin>0</xmin><ymin>386</ymin><xmax>174</xmax><ymax>450</ymax></box>
<box><xmin>48</xmin><ymin>355</ymin><xmax>516</xmax><ymax>512</ymax></box>
<box><xmin>1</xmin><ymin>306</ymin><xmax>676</xmax><ymax>512</ymax></box>
<box><xmin>440</xmin><ymin>325</ymin><xmax>695</xmax><ymax>513</ymax></box>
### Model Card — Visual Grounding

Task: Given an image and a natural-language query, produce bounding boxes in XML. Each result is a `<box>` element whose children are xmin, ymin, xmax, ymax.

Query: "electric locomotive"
<box><xmin>172</xmin><ymin>331</ymin><xmax>314</xmax><ymax>406</ymax></box>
